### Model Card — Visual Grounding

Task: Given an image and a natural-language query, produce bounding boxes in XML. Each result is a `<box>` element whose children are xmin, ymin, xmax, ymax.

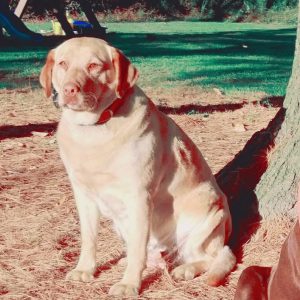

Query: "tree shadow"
<box><xmin>109</xmin><ymin>28</ymin><xmax>295</xmax><ymax>93</ymax></box>
<box><xmin>158</xmin><ymin>95</ymin><xmax>284</xmax><ymax>115</ymax></box>
<box><xmin>0</xmin><ymin>95</ymin><xmax>283</xmax><ymax>141</ymax></box>
<box><xmin>215</xmin><ymin>106</ymin><xmax>286</xmax><ymax>262</ymax></box>
<box><xmin>140</xmin><ymin>270</ymin><xmax>163</xmax><ymax>294</ymax></box>
<box><xmin>158</xmin><ymin>102</ymin><xmax>246</xmax><ymax>115</ymax></box>
<box><xmin>0</xmin><ymin>27</ymin><xmax>295</xmax><ymax>92</ymax></box>
<box><xmin>0</xmin><ymin>122</ymin><xmax>57</xmax><ymax>140</ymax></box>
<box><xmin>109</xmin><ymin>28</ymin><xmax>295</xmax><ymax>59</ymax></box>
<box><xmin>0</xmin><ymin>36</ymin><xmax>68</xmax><ymax>89</ymax></box>
<box><xmin>94</xmin><ymin>256</ymin><xmax>124</xmax><ymax>278</ymax></box>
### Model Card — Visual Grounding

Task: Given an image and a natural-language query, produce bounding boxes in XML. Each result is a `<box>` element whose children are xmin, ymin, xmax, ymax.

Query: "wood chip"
<box><xmin>31</xmin><ymin>131</ymin><xmax>49</xmax><ymax>137</ymax></box>
<box><xmin>213</xmin><ymin>88</ymin><xmax>225</xmax><ymax>96</ymax></box>
<box><xmin>232</xmin><ymin>123</ymin><xmax>247</xmax><ymax>132</ymax></box>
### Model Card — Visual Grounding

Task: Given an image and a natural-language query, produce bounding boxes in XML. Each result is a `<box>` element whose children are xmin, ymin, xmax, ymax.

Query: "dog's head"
<box><xmin>40</xmin><ymin>37</ymin><xmax>138</xmax><ymax>113</ymax></box>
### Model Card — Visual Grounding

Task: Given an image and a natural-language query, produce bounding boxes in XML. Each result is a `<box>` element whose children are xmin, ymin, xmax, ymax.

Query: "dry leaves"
<box><xmin>0</xmin><ymin>87</ymin><xmax>286</xmax><ymax>300</ymax></box>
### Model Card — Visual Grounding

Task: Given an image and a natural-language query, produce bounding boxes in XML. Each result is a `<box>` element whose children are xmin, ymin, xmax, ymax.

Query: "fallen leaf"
<box><xmin>49</xmin><ymin>139</ymin><xmax>56</xmax><ymax>144</ymax></box>
<box><xmin>31</xmin><ymin>131</ymin><xmax>49</xmax><ymax>137</ymax></box>
<box><xmin>232</xmin><ymin>123</ymin><xmax>247</xmax><ymax>132</ymax></box>
<box><xmin>213</xmin><ymin>88</ymin><xmax>225</xmax><ymax>96</ymax></box>
<box><xmin>3</xmin><ymin>143</ymin><xmax>14</xmax><ymax>151</ymax></box>
<box><xmin>56</xmin><ymin>196</ymin><xmax>67</xmax><ymax>207</ymax></box>
<box><xmin>8</xmin><ymin>111</ymin><xmax>16</xmax><ymax>117</ymax></box>
<box><xmin>16</xmin><ymin>142</ymin><xmax>26</xmax><ymax>148</ymax></box>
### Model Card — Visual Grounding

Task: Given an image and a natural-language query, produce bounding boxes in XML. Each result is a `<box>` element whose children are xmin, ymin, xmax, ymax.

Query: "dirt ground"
<box><xmin>0</xmin><ymin>86</ymin><xmax>293</xmax><ymax>299</ymax></box>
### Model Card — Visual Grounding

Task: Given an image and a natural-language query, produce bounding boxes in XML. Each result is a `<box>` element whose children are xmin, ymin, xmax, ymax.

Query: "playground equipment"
<box><xmin>0</xmin><ymin>0</ymin><xmax>106</xmax><ymax>42</ymax></box>
<box><xmin>0</xmin><ymin>1</ymin><xmax>43</xmax><ymax>41</ymax></box>
<box><xmin>51</xmin><ymin>12</ymin><xmax>96</xmax><ymax>36</ymax></box>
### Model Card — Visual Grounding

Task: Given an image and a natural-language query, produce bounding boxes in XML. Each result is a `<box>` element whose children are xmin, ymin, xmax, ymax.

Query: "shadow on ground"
<box><xmin>158</xmin><ymin>95</ymin><xmax>283</xmax><ymax>115</ymax></box>
<box><xmin>215</xmin><ymin>105</ymin><xmax>286</xmax><ymax>262</ymax></box>
<box><xmin>0</xmin><ymin>122</ymin><xmax>57</xmax><ymax>140</ymax></box>
<box><xmin>0</xmin><ymin>95</ymin><xmax>283</xmax><ymax>140</ymax></box>
<box><xmin>110</xmin><ymin>28</ymin><xmax>295</xmax><ymax>93</ymax></box>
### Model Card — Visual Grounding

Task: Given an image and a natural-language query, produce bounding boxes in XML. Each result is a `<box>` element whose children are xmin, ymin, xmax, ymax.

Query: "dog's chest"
<box><xmin>59</xmin><ymin>140</ymin><xmax>130</xmax><ymax>238</ymax></box>
<box><xmin>57</xmin><ymin>123</ymin><xmax>143</xmax><ymax>233</ymax></box>
<box><xmin>58</xmin><ymin>121</ymin><xmax>130</xmax><ymax>172</ymax></box>
<box><xmin>59</xmin><ymin>139</ymin><xmax>136</xmax><ymax>190</ymax></box>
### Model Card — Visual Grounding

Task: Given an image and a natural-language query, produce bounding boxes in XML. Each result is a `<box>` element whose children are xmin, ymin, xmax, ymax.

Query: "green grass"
<box><xmin>0</xmin><ymin>21</ymin><xmax>296</xmax><ymax>95</ymax></box>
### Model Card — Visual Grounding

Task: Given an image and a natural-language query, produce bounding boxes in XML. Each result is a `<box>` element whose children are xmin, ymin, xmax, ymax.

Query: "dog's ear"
<box><xmin>40</xmin><ymin>49</ymin><xmax>55</xmax><ymax>98</ymax></box>
<box><xmin>112</xmin><ymin>48</ymin><xmax>139</xmax><ymax>98</ymax></box>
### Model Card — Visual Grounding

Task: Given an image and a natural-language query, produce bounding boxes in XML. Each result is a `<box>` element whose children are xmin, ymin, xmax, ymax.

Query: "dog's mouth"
<box><xmin>59</xmin><ymin>92</ymin><xmax>100</xmax><ymax>112</ymax></box>
<box><xmin>53</xmin><ymin>80</ymin><xmax>112</xmax><ymax>113</ymax></box>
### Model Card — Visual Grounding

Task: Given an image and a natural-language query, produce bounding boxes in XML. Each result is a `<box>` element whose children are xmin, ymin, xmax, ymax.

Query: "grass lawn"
<box><xmin>0</xmin><ymin>21</ymin><xmax>296</xmax><ymax>95</ymax></box>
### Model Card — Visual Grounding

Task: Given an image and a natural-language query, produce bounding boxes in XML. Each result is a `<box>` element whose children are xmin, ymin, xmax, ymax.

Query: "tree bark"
<box><xmin>255</xmin><ymin>3</ymin><xmax>300</xmax><ymax>218</ymax></box>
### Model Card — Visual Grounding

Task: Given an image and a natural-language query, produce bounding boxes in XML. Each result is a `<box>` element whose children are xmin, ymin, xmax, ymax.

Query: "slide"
<box><xmin>0</xmin><ymin>3</ymin><xmax>43</xmax><ymax>42</ymax></box>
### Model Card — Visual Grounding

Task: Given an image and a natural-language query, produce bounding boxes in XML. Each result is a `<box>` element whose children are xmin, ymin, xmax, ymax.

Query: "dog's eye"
<box><xmin>88</xmin><ymin>63</ymin><xmax>102</xmax><ymax>73</ymax></box>
<box><xmin>58</xmin><ymin>61</ymin><xmax>68</xmax><ymax>70</ymax></box>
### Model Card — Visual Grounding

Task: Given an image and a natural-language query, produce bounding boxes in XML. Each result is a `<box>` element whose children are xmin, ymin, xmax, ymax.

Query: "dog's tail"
<box><xmin>206</xmin><ymin>245</ymin><xmax>236</xmax><ymax>286</ymax></box>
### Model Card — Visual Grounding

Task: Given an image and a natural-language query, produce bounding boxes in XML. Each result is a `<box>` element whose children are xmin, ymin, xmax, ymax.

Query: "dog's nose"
<box><xmin>63</xmin><ymin>82</ymin><xmax>80</xmax><ymax>97</ymax></box>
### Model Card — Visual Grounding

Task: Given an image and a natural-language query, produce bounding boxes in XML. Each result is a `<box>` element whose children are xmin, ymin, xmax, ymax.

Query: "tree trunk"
<box><xmin>255</xmin><ymin>3</ymin><xmax>300</xmax><ymax>218</ymax></box>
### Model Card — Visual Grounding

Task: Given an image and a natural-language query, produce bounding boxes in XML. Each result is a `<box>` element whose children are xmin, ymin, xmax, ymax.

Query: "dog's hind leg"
<box><xmin>171</xmin><ymin>209</ymin><xmax>236</xmax><ymax>285</ymax></box>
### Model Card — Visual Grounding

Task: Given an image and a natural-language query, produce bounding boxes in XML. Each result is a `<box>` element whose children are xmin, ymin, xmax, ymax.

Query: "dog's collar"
<box><xmin>51</xmin><ymin>87</ymin><xmax>132</xmax><ymax>125</ymax></box>
<box><xmin>96</xmin><ymin>97</ymin><xmax>126</xmax><ymax>125</ymax></box>
<box><xmin>96</xmin><ymin>87</ymin><xmax>135</xmax><ymax>124</ymax></box>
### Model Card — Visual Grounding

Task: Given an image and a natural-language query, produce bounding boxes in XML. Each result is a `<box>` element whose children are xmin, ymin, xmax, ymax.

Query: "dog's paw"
<box><xmin>109</xmin><ymin>282</ymin><xmax>139</xmax><ymax>296</ymax></box>
<box><xmin>171</xmin><ymin>264</ymin><xmax>196</xmax><ymax>281</ymax></box>
<box><xmin>66</xmin><ymin>269</ymin><xmax>94</xmax><ymax>282</ymax></box>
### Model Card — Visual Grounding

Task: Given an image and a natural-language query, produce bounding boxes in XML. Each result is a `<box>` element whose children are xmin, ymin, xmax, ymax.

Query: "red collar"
<box><xmin>96</xmin><ymin>89</ymin><xmax>132</xmax><ymax>125</ymax></box>
<box><xmin>96</xmin><ymin>97</ymin><xmax>125</xmax><ymax>125</ymax></box>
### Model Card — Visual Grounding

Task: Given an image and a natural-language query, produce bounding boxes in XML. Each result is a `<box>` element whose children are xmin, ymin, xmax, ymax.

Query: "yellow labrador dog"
<box><xmin>40</xmin><ymin>37</ymin><xmax>236</xmax><ymax>296</ymax></box>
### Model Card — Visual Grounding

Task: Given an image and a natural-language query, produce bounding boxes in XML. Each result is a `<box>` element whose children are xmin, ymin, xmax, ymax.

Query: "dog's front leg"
<box><xmin>66</xmin><ymin>185</ymin><xmax>100</xmax><ymax>282</ymax></box>
<box><xmin>109</xmin><ymin>193</ymin><xmax>150</xmax><ymax>296</ymax></box>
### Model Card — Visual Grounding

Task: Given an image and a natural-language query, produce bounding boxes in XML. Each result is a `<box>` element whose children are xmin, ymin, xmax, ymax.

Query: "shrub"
<box><xmin>7</xmin><ymin>0</ymin><xmax>299</xmax><ymax>23</ymax></box>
